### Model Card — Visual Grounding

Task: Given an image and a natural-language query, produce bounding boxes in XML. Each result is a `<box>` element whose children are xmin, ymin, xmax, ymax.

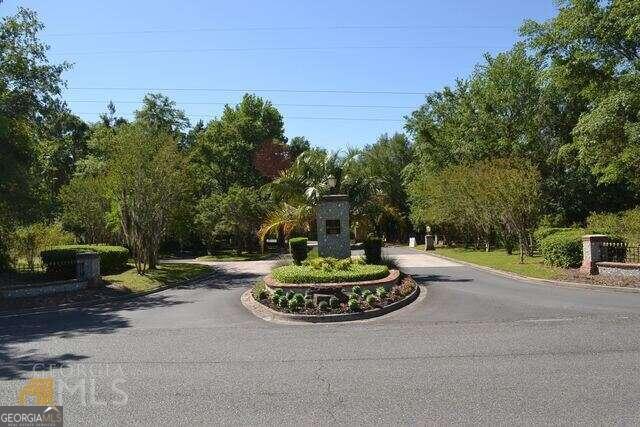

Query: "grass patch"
<box><xmin>196</xmin><ymin>250</ymin><xmax>274</xmax><ymax>262</ymax></box>
<box><xmin>433</xmin><ymin>247</ymin><xmax>565</xmax><ymax>280</ymax></box>
<box><xmin>103</xmin><ymin>263</ymin><xmax>213</xmax><ymax>293</ymax></box>
<box><xmin>272</xmin><ymin>264</ymin><xmax>389</xmax><ymax>284</ymax></box>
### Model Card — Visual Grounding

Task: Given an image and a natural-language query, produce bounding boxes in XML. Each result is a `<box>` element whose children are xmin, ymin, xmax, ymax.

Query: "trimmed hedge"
<box><xmin>41</xmin><ymin>245</ymin><xmax>130</xmax><ymax>275</ymax></box>
<box><xmin>538</xmin><ymin>229</ymin><xmax>584</xmax><ymax>268</ymax></box>
<box><xmin>288</xmin><ymin>237</ymin><xmax>308</xmax><ymax>265</ymax></box>
<box><xmin>363</xmin><ymin>236</ymin><xmax>382</xmax><ymax>264</ymax></box>
<box><xmin>272</xmin><ymin>264</ymin><xmax>389</xmax><ymax>284</ymax></box>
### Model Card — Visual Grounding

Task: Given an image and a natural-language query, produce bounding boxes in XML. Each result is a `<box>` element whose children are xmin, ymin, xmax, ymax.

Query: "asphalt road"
<box><xmin>2</xmin><ymin>246</ymin><xmax>640</xmax><ymax>425</ymax></box>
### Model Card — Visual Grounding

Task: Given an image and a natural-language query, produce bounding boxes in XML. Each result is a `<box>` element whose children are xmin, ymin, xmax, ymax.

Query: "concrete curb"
<box><xmin>241</xmin><ymin>283</ymin><xmax>421</xmax><ymax>324</ymax></box>
<box><xmin>422</xmin><ymin>249</ymin><xmax>640</xmax><ymax>294</ymax></box>
<box><xmin>0</xmin><ymin>269</ymin><xmax>219</xmax><ymax>319</ymax></box>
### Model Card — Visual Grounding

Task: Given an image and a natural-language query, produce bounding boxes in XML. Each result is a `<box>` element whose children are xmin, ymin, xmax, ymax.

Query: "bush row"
<box><xmin>41</xmin><ymin>245</ymin><xmax>130</xmax><ymax>275</ymax></box>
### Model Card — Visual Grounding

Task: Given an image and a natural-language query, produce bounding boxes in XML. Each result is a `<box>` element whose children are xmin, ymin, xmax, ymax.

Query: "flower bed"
<box><xmin>251</xmin><ymin>275</ymin><xmax>417</xmax><ymax>316</ymax></box>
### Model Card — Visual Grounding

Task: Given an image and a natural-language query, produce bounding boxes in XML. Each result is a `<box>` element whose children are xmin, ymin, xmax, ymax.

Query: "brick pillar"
<box><xmin>76</xmin><ymin>252</ymin><xmax>101</xmax><ymax>286</ymax></box>
<box><xmin>579</xmin><ymin>235</ymin><xmax>609</xmax><ymax>275</ymax></box>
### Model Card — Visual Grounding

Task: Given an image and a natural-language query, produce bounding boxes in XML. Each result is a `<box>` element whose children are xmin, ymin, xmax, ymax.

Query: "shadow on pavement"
<box><xmin>0</xmin><ymin>267</ymin><xmax>262</xmax><ymax>379</ymax></box>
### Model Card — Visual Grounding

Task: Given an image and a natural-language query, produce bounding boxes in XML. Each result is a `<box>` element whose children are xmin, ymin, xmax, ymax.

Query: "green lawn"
<box><xmin>425</xmin><ymin>247</ymin><xmax>565</xmax><ymax>280</ymax></box>
<box><xmin>103</xmin><ymin>263</ymin><xmax>213</xmax><ymax>293</ymax></box>
<box><xmin>196</xmin><ymin>250</ymin><xmax>274</xmax><ymax>262</ymax></box>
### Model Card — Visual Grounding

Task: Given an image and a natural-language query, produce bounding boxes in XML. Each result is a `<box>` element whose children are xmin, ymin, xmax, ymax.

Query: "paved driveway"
<box><xmin>1</xmin><ymin>247</ymin><xmax>640</xmax><ymax>424</ymax></box>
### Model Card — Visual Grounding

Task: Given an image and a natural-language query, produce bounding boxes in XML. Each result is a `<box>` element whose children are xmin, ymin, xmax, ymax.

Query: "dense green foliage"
<box><xmin>538</xmin><ymin>230</ymin><xmax>585</xmax><ymax>268</ymax></box>
<box><xmin>272</xmin><ymin>263</ymin><xmax>389</xmax><ymax>284</ymax></box>
<box><xmin>288</xmin><ymin>237</ymin><xmax>308</xmax><ymax>265</ymax></box>
<box><xmin>587</xmin><ymin>208</ymin><xmax>640</xmax><ymax>243</ymax></box>
<box><xmin>41</xmin><ymin>245</ymin><xmax>129</xmax><ymax>275</ymax></box>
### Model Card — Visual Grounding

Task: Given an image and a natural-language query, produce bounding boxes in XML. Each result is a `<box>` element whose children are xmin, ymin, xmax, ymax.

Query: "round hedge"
<box><xmin>539</xmin><ymin>230</ymin><xmax>584</xmax><ymax>268</ymax></box>
<box><xmin>288</xmin><ymin>237</ymin><xmax>308</xmax><ymax>265</ymax></box>
<box><xmin>41</xmin><ymin>245</ymin><xmax>130</xmax><ymax>275</ymax></box>
<box><xmin>271</xmin><ymin>263</ymin><xmax>389</xmax><ymax>284</ymax></box>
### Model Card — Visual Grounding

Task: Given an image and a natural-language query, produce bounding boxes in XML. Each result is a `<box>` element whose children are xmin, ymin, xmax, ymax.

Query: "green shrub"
<box><xmin>348</xmin><ymin>292</ymin><xmax>359</xmax><ymax>301</ymax></box>
<box><xmin>318</xmin><ymin>300</ymin><xmax>329</xmax><ymax>311</ymax></box>
<box><xmin>305</xmin><ymin>299</ymin><xmax>315</xmax><ymax>309</ymax></box>
<box><xmin>10</xmin><ymin>222</ymin><xmax>75</xmax><ymax>271</ymax></box>
<box><xmin>533</xmin><ymin>227</ymin><xmax>572</xmax><ymax>243</ymax></box>
<box><xmin>365</xmin><ymin>294</ymin><xmax>377</xmax><ymax>305</ymax></box>
<box><xmin>539</xmin><ymin>229</ymin><xmax>585</xmax><ymax>268</ymax></box>
<box><xmin>278</xmin><ymin>295</ymin><xmax>289</xmax><ymax>308</ymax></box>
<box><xmin>363</xmin><ymin>236</ymin><xmax>382</xmax><ymax>264</ymax></box>
<box><xmin>271</xmin><ymin>293</ymin><xmax>281</xmax><ymax>304</ymax></box>
<box><xmin>252</xmin><ymin>281</ymin><xmax>268</xmax><ymax>300</ymax></box>
<box><xmin>288</xmin><ymin>237</ymin><xmax>308</xmax><ymax>265</ymax></box>
<box><xmin>272</xmin><ymin>264</ymin><xmax>389</xmax><ymax>284</ymax></box>
<box><xmin>348</xmin><ymin>299</ymin><xmax>360</xmax><ymax>311</ymax></box>
<box><xmin>285</xmin><ymin>291</ymin><xmax>295</xmax><ymax>300</ymax></box>
<box><xmin>362</xmin><ymin>289</ymin><xmax>372</xmax><ymax>298</ymax></box>
<box><xmin>274</xmin><ymin>288</ymin><xmax>284</xmax><ymax>298</ymax></box>
<box><xmin>293</xmin><ymin>293</ymin><xmax>305</xmax><ymax>304</ymax></box>
<box><xmin>40</xmin><ymin>244</ymin><xmax>129</xmax><ymax>275</ymax></box>
<box><xmin>288</xmin><ymin>298</ymin><xmax>302</xmax><ymax>311</ymax></box>
<box><xmin>329</xmin><ymin>296</ymin><xmax>340</xmax><ymax>308</ymax></box>
<box><xmin>376</xmin><ymin>286</ymin><xmax>388</xmax><ymax>298</ymax></box>
<box><xmin>352</xmin><ymin>285</ymin><xmax>362</xmax><ymax>295</ymax></box>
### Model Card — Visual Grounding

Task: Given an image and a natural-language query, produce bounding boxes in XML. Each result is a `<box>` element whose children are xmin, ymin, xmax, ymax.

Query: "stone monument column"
<box><xmin>316</xmin><ymin>194</ymin><xmax>350</xmax><ymax>259</ymax></box>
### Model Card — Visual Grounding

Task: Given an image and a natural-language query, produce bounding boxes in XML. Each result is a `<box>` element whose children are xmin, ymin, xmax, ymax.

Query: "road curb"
<box><xmin>422</xmin><ymin>249</ymin><xmax>640</xmax><ymax>294</ymax></box>
<box><xmin>0</xmin><ymin>269</ymin><xmax>218</xmax><ymax>319</ymax></box>
<box><xmin>241</xmin><ymin>284</ymin><xmax>423</xmax><ymax>324</ymax></box>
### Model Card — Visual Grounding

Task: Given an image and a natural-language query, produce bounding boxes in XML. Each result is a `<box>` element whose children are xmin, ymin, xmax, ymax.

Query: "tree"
<box><xmin>408</xmin><ymin>158</ymin><xmax>541</xmax><ymax>260</ymax></box>
<box><xmin>191</xmin><ymin>94</ymin><xmax>286</xmax><ymax>194</ymax></box>
<box><xmin>134</xmin><ymin>93</ymin><xmax>190</xmax><ymax>143</ymax></box>
<box><xmin>521</xmin><ymin>0</ymin><xmax>640</xmax><ymax>189</ymax></box>
<box><xmin>0</xmin><ymin>7</ymin><xmax>70</xmax><ymax>224</ymax></box>
<box><xmin>196</xmin><ymin>185</ymin><xmax>268</xmax><ymax>254</ymax></box>
<box><xmin>288</xmin><ymin>136</ymin><xmax>311</xmax><ymax>158</ymax></box>
<box><xmin>106</xmin><ymin>124</ymin><xmax>190</xmax><ymax>273</ymax></box>
<box><xmin>59</xmin><ymin>176</ymin><xmax>114</xmax><ymax>244</ymax></box>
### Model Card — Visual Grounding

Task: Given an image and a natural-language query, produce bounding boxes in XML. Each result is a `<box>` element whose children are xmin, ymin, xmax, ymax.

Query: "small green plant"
<box><xmin>318</xmin><ymin>300</ymin><xmax>329</xmax><ymax>311</ymax></box>
<box><xmin>293</xmin><ymin>293</ymin><xmax>305</xmax><ymax>304</ymax></box>
<box><xmin>365</xmin><ymin>294</ymin><xmax>377</xmax><ymax>306</ymax></box>
<box><xmin>271</xmin><ymin>293</ymin><xmax>281</xmax><ymax>304</ymax></box>
<box><xmin>329</xmin><ymin>296</ymin><xmax>340</xmax><ymax>308</ymax></box>
<box><xmin>286</xmin><ymin>291</ymin><xmax>295</xmax><ymax>300</ymax></box>
<box><xmin>362</xmin><ymin>289</ymin><xmax>373</xmax><ymax>298</ymax></box>
<box><xmin>348</xmin><ymin>299</ymin><xmax>360</xmax><ymax>311</ymax></box>
<box><xmin>376</xmin><ymin>286</ymin><xmax>388</xmax><ymax>298</ymax></box>
<box><xmin>305</xmin><ymin>299</ymin><xmax>315</xmax><ymax>309</ymax></box>
<box><xmin>352</xmin><ymin>285</ymin><xmax>362</xmax><ymax>295</ymax></box>
<box><xmin>289</xmin><ymin>237</ymin><xmax>309</xmax><ymax>265</ymax></box>
<box><xmin>348</xmin><ymin>293</ymin><xmax>359</xmax><ymax>301</ymax></box>
<box><xmin>252</xmin><ymin>281</ymin><xmax>268</xmax><ymax>300</ymax></box>
<box><xmin>273</xmin><ymin>288</ymin><xmax>284</xmax><ymax>297</ymax></box>
<box><xmin>288</xmin><ymin>298</ymin><xmax>302</xmax><ymax>311</ymax></box>
<box><xmin>278</xmin><ymin>295</ymin><xmax>289</xmax><ymax>308</ymax></box>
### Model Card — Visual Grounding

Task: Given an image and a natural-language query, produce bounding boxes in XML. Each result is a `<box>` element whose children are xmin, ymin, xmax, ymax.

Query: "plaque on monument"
<box><xmin>316</xmin><ymin>194</ymin><xmax>350</xmax><ymax>258</ymax></box>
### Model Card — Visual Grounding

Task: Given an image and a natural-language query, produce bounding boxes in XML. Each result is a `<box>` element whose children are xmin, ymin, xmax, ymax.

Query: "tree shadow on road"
<box><xmin>0</xmin><ymin>293</ymin><xmax>187</xmax><ymax>380</ymax></box>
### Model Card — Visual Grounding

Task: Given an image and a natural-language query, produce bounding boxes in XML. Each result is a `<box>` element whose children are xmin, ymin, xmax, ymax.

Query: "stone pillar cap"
<box><xmin>582</xmin><ymin>234</ymin><xmax>609</xmax><ymax>240</ymax></box>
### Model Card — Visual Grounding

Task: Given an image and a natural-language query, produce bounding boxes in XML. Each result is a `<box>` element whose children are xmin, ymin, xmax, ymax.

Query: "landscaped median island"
<box><xmin>244</xmin><ymin>236</ymin><xmax>420</xmax><ymax>322</ymax></box>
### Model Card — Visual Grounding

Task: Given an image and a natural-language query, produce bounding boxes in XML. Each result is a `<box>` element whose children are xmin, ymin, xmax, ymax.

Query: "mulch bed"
<box><xmin>254</xmin><ymin>275</ymin><xmax>417</xmax><ymax>316</ymax></box>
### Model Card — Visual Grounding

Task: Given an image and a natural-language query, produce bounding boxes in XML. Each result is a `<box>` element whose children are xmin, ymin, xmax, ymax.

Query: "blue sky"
<box><xmin>3</xmin><ymin>0</ymin><xmax>556</xmax><ymax>150</ymax></box>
